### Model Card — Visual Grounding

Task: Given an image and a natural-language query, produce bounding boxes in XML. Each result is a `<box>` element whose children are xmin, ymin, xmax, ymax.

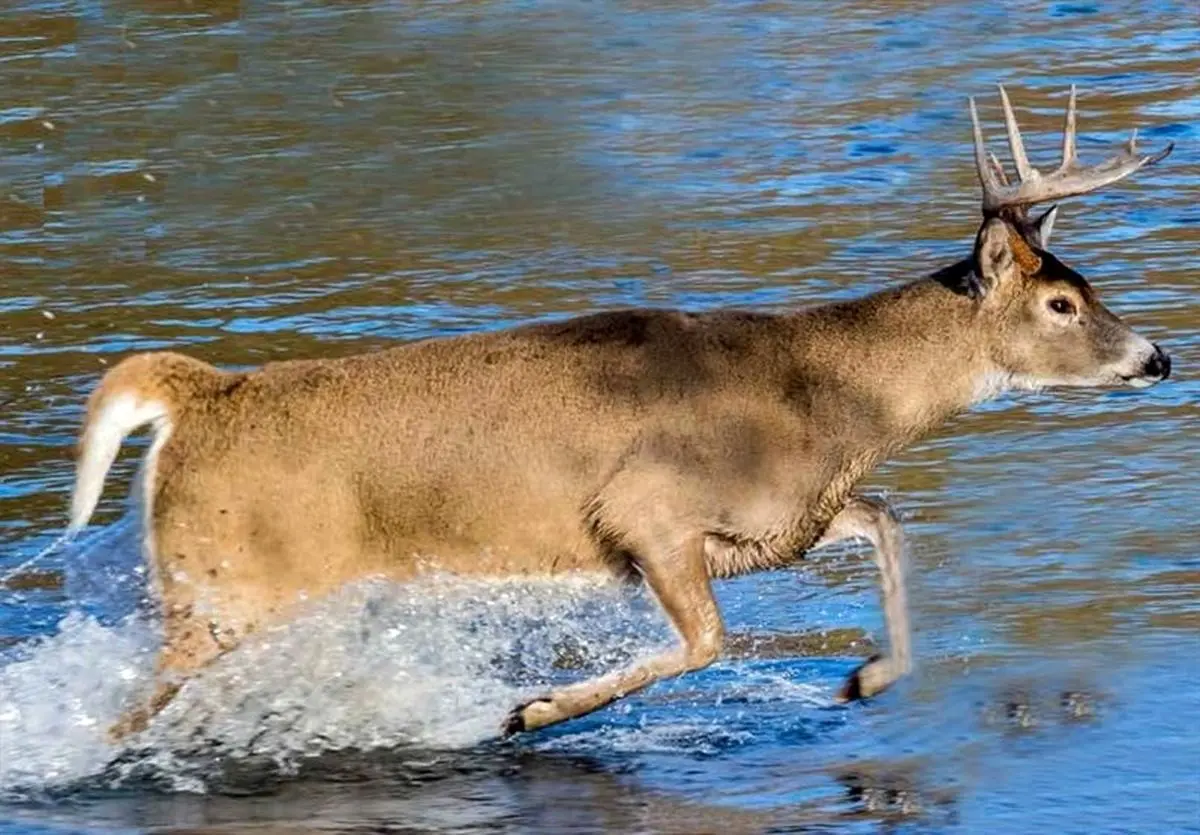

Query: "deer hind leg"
<box><xmin>813</xmin><ymin>495</ymin><xmax>912</xmax><ymax>702</ymax></box>
<box><xmin>503</xmin><ymin>531</ymin><xmax>724</xmax><ymax>736</ymax></box>
<box><xmin>108</xmin><ymin>597</ymin><xmax>246</xmax><ymax>741</ymax></box>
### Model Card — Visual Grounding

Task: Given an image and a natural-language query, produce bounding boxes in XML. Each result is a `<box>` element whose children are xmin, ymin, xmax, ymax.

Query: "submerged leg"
<box><xmin>108</xmin><ymin>600</ymin><xmax>243</xmax><ymax>740</ymax></box>
<box><xmin>813</xmin><ymin>495</ymin><xmax>911</xmax><ymax>701</ymax></box>
<box><xmin>504</xmin><ymin>532</ymin><xmax>724</xmax><ymax>735</ymax></box>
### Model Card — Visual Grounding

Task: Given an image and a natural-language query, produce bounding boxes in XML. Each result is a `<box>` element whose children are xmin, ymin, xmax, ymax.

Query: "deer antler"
<box><xmin>969</xmin><ymin>85</ymin><xmax>1173</xmax><ymax>213</ymax></box>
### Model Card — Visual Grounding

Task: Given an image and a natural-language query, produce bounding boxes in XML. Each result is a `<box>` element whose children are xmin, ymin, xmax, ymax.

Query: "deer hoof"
<box><xmin>835</xmin><ymin>653</ymin><xmax>897</xmax><ymax>703</ymax></box>
<box><xmin>502</xmin><ymin>697</ymin><xmax>557</xmax><ymax>737</ymax></box>
<box><xmin>501</xmin><ymin>706</ymin><xmax>527</xmax><ymax>737</ymax></box>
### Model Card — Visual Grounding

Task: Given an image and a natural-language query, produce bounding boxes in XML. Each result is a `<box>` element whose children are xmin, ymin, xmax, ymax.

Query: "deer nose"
<box><xmin>1143</xmin><ymin>344</ymin><xmax>1171</xmax><ymax>380</ymax></box>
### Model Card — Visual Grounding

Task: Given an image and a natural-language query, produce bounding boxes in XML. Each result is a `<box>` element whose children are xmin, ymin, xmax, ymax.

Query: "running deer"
<box><xmin>68</xmin><ymin>87</ymin><xmax>1172</xmax><ymax>739</ymax></box>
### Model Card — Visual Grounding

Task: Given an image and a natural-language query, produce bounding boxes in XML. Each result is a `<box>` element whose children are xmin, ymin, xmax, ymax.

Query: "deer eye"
<box><xmin>1048</xmin><ymin>297</ymin><xmax>1076</xmax><ymax>316</ymax></box>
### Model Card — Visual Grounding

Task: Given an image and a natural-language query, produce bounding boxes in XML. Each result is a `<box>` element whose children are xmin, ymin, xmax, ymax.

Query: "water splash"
<box><xmin>133</xmin><ymin>575</ymin><xmax>672</xmax><ymax>762</ymax></box>
<box><xmin>0</xmin><ymin>611</ymin><xmax>157</xmax><ymax>792</ymax></box>
<box><xmin>1</xmin><ymin>538</ymin><xmax>674</xmax><ymax>796</ymax></box>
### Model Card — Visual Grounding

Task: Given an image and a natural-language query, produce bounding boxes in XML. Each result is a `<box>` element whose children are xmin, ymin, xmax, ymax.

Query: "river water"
<box><xmin>0</xmin><ymin>1</ymin><xmax>1197</xmax><ymax>833</ymax></box>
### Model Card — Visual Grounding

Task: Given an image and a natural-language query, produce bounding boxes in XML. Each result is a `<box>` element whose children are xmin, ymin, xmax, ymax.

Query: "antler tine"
<box><xmin>1059</xmin><ymin>84</ymin><xmax>1078</xmax><ymax>172</ymax></box>
<box><xmin>988</xmin><ymin>152</ymin><xmax>1010</xmax><ymax>186</ymax></box>
<box><xmin>969</xmin><ymin>96</ymin><xmax>1004</xmax><ymax>200</ymax></box>
<box><xmin>997</xmin><ymin>84</ymin><xmax>1036</xmax><ymax>181</ymax></box>
<box><xmin>969</xmin><ymin>85</ymin><xmax>1174</xmax><ymax>213</ymax></box>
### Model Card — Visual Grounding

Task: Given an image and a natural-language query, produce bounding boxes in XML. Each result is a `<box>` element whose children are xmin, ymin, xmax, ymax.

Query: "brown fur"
<box><xmin>75</xmin><ymin>215</ymin><xmax>1169</xmax><ymax>738</ymax></box>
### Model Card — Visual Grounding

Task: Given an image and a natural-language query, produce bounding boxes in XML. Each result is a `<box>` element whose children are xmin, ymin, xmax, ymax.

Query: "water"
<box><xmin>1</xmin><ymin>0</ymin><xmax>1198</xmax><ymax>832</ymax></box>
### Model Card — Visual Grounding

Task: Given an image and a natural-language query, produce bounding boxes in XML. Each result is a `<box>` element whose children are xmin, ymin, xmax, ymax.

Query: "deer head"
<box><xmin>961</xmin><ymin>86</ymin><xmax>1172</xmax><ymax>391</ymax></box>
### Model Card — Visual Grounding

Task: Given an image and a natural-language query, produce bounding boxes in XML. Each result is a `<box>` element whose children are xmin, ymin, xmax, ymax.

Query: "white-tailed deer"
<box><xmin>68</xmin><ymin>87</ymin><xmax>1172</xmax><ymax>739</ymax></box>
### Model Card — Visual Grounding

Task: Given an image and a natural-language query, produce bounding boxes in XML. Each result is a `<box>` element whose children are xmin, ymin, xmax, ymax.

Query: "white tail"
<box><xmin>69</xmin><ymin>393</ymin><xmax>170</xmax><ymax>533</ymax></box>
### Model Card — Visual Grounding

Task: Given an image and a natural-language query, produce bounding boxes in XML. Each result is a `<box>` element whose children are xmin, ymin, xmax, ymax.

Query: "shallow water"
<box><xmin>1</xmin><ymin>0</ymin><xmax>1198</xmax><ymax>832</ymax></box>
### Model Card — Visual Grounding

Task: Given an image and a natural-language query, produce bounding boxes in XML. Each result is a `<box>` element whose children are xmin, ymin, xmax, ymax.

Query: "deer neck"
<box><xmin>791</xmin><ymin>269</ymin><xmax>1004</xmax><ymax>448</ymax></box>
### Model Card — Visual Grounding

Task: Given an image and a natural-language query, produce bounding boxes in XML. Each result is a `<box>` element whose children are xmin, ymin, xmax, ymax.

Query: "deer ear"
<box><xmin>1032</xmin><ymin>205</ymin><xmax>1059</xmax><ymax>248</ymax></box>
<box><xmin>973</xmin><ymin>218</ymin><xmax>1018</xmax><ymax>298</ymax></box>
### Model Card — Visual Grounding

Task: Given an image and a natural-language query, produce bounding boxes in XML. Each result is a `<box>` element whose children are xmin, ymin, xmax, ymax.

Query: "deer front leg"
<box><xmin>504</xmin><ymin>532</ymin><xmax>724</xmax><ymax>736</ymax></box>
<box><xmin>813</xmin><ymin>495</ymin><xmax>911</xmax><ymax>702</ymax></box>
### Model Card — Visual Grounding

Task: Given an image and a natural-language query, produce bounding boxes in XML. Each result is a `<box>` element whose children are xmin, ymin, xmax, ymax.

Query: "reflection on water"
<box><xmin>0</xmin><ymin>0</ymin><xmax>1197</xmax><ymax>833</ymax></box>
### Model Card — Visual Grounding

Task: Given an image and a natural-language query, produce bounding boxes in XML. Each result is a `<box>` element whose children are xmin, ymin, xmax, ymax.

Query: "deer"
<box><xmin>65</xmin><ymin>86</ymin><xmax>1172</xmax><ymax>741</ymax></box>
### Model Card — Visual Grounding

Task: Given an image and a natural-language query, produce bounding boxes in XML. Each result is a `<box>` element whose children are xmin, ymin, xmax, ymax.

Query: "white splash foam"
<box><xmin>0</xmin><ymin>539</ymin><xmax>674</xmax><ymax>795</ymax></box>
<box><xmin>136</xmin><ymin>574</ymin><xmax>672</xmax><ymax>759</ymax></box>
<box><xmin>0</xmin><ymin>612</ymin><xmax>158</xmax><ymax>791</ymax></box>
